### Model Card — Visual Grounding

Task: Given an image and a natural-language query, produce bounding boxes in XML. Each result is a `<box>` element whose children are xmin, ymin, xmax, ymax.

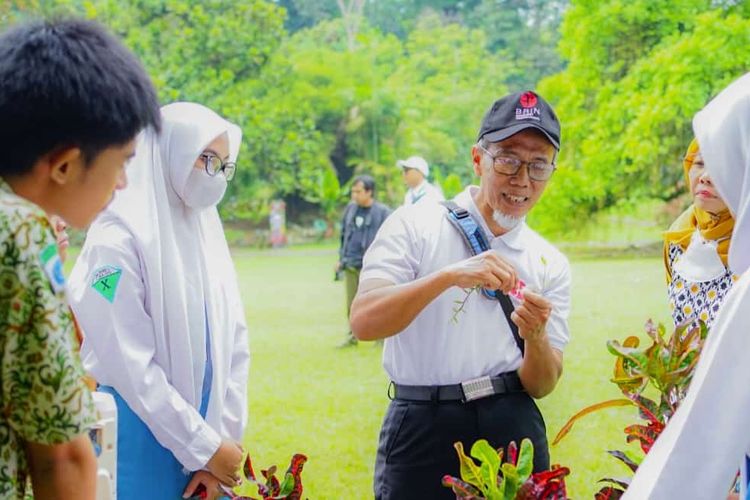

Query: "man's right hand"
<box><xmin>206</xmin><ymin>440</ymin><xmax>243</xmax><ymax>487</ymax></box>
<box><xmin>444</xmin><ymin>250</ymin><xmax>517</xmax><ymax>293</ymax></box>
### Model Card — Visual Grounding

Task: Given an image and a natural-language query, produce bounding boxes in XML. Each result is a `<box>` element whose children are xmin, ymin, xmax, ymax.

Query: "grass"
<box><xmin>233</xmin><ymin>246</ymin><xmax>672</xmax><ymax>498</ymax></box>
<box><xmin>66</xmin><ymin>244</ymin><xmax>669</xmax><ymax>497</ymax></box>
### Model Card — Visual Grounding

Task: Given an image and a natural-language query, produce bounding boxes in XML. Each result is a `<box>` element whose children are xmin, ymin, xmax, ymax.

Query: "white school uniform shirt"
<box><xmin>403</xmin><ymin>179</ymin><xmax>445</xmax><ymax>206</ymax></box>
<box><xmin>361</xmin><ymin>186</ymin><xmax>571</xmax><ymax>386</ymax></box>
<box><xmin>624</xmin><ymin>72</ymin><xmax>750</xmax><ymax>500</ymax></box>
<box><xmin>69</xmin><ymin>103</ymin><xmax>249</xmax><ymax>472</ymax></box>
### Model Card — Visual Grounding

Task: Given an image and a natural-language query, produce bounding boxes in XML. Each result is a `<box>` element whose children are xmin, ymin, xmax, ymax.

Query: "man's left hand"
<box><xmin>510</xmin><ymin>290</ymin><xmax>552</xmax><ymax>343</ymax></box>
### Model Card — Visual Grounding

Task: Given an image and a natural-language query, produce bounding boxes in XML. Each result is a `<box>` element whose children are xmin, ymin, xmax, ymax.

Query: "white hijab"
<box><xmin>87</xmin><ymin>102</ymin><xmax>243</xmax><ymax>414</ymax></box>
<box><xmin>624</xmin><ymin>74</ymin><xmax>750</xmax><ymax>498</ymax></box>
<box><xmin>693</xmin><ymin>72</ymin><xmax>750</xmax><ymax>275</ymax></box>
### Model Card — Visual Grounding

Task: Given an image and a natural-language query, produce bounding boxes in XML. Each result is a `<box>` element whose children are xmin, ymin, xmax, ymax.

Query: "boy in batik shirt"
<box><xmin>0</xmin><ymin>18</ymin><xmax>160</xmax><ymax>498</ymax></box>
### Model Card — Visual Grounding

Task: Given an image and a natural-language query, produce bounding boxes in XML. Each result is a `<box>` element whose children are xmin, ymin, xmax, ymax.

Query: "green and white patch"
<box><xmin>39</xmin><ymin>243</ymin><xmax>65</xmax><ymax>294</ymax></box>
<box><xmin>91</xmin><ymin>265</ymin><xmax>123</xmax><ymax>303</ymax></box>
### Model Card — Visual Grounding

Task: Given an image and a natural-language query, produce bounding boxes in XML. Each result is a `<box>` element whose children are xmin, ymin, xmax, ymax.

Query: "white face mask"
<box><xmin>673</xmin><ymin>230</ymin><xmax>727</xmax><ymax>283</ymax></box>
<box><xmin>181</xmin><ymin>168</ymin><xmax>228</xmax><ymax>209</ymax></box>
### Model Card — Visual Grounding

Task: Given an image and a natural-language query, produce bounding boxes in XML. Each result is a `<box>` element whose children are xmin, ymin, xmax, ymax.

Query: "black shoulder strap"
<box><xmin>440</xmin><ymin>200</ymin><xmax>525</xmax><ymax>356</ymax></box>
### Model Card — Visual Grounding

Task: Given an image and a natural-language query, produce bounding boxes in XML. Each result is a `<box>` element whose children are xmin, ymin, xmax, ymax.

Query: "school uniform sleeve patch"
<box><xmin>39</xmin><ymin>243</ymin><xmax>65</xmax><ymax>294</ymax></box>
<box><xmin>91</xmin><ymin>265</ymin><xmax>123</xmax><ymax>303</ymax></box>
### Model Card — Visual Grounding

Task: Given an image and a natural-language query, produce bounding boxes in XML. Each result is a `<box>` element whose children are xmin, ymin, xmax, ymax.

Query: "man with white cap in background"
<box><xmin>397</xmin><ymin>155</ymin><xmax>445</xmax><ymax>206</ymax></box>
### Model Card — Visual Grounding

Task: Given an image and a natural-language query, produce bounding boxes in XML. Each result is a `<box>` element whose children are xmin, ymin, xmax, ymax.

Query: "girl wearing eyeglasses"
<box><xmin>68</xmin><ymin>102</ymin><xmax>249</xmax><ymax>500</ymax></box>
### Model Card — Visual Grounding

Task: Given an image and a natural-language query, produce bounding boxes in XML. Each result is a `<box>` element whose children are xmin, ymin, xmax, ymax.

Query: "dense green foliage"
<box><xmin>4</xmin><ymin>0</ymin><xmax>749</xmax><ymax>235</ymax></box>
<box><xmin>534</xmin><ymin>0</ymin><xmax>750</xmax><ymax>234</ymax></box>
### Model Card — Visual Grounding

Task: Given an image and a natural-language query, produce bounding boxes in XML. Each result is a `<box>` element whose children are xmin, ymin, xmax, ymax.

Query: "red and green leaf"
<box><xmin>606</xmin><ymin>450</ymin><xmax>641</xmax><ymax>473</ymax></box>
<box><xmin>624</xmin><ymin>422</ymin><xmax>663</xmax><ymax>454</ymax></box>
<box><xmin>243</xmin><ymin>455</ymin><xmax>257</xmax><ymax>481</ymax></box>
<box><xmin>441</xmin><ymin>475</ymin><xmax>482</xmax><ymax>499</ymax></box>
<box><xmin>595</xmin><ymin>486</ymin><xmax>625</xmax><ymax>500</ymax></box>
<box><xmin>516</xmin><ymin>465</ymin><xmax>570</xmax><ymax>500</ymax></box>
<box><xmin>597</xmin><ymin>477</ymin><xmax>631</xmax><ymax>490</ymax></box>
<box><xmin>506</xmin><ymin>440</ymin><xmax>518</xmax><ymax>466</ymax></box>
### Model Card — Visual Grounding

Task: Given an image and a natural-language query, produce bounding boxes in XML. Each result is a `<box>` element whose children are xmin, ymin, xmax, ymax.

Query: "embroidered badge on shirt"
<box><xmin>40</xmin><ymin>243</ymin><xmax>65</xmax><ymax>294</ymax></box>
<box><xmin>91</xmin><ymin>265</ymin><xmax>122</xmax><ymax>303</ymax></box>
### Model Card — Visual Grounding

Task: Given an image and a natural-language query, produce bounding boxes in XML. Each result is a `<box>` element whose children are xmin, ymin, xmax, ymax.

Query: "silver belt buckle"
<box><xmin>460</xmin><ymin>375</ymin><xmax>494</xmax><ymax>402</ymax></box>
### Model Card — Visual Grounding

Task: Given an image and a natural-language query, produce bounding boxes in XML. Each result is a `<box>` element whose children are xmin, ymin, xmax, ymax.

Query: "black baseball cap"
<box><xmin>477</xmin><ymin>91</ymin><xmax>561</xmax><ymax>150</ymax></box>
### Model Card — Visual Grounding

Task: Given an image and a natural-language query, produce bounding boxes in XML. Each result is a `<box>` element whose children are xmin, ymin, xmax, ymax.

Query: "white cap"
<box><xmin>397</xmin><ymin>156</ymin><xmax>429</xmax><ymax>177</ymax></box>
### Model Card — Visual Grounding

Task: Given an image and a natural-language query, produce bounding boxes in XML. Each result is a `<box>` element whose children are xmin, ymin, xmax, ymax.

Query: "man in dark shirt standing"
<box><xmin>336</xmin><ymin>175</ymin><xmax>391</xmax><ymax>347</ymax></box>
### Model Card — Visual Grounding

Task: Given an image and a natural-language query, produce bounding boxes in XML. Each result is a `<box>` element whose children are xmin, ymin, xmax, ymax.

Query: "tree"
<box><xmin>465</xmin><ymin>0</ymin><xmax>567</xmax><ymax>89</ymax></box>
<box><xmin>3</xmin><ymin>0</ymin><xmax>287</xmax><ymax>224</ymax></box>
<box><xmin>530</xmin><ymin>0</ymin><xmax>750</xmax><ymax>236</ymax></box>
<box><xmin>335</xmin><ymin>0</ymin><xmax>365</xmax><ymax>50</ymax></box>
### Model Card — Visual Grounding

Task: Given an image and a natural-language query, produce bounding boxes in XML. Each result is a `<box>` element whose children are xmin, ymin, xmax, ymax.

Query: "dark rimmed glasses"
<box><xmin>478</xmin><ymin>144</ymin><xmax>555</xmax><ymax>181</ymax></box>
<box><xmin>200</xmin><ymin>152</ymin><xmax>236</xmax><ymax>181</ymax></box>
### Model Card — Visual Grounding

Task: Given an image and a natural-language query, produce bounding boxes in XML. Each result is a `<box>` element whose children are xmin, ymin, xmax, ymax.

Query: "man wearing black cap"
<box><xmin>350</xmin><ymin>91</ymin><xmax>571</xmax><ymax>499</ymax></box>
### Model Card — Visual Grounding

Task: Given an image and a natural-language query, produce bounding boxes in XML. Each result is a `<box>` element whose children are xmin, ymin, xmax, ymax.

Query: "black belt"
<box><xmin>391</xmin><ymin>372</ymin><xmax>524</xmax><ymax>403</ymax></box>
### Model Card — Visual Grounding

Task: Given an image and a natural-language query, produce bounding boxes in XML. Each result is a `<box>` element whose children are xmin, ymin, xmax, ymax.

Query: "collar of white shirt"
<box><xmin>455</xmin><ymin>186</ymin><xmax>526</xmax><ymax>252</ymax></box>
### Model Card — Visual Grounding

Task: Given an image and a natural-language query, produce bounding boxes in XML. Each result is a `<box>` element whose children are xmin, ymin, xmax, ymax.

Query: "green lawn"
<box><xmin>234</xmin><ymin>246</ymin><xmax>671</xmax><ymax>498</ymax></box>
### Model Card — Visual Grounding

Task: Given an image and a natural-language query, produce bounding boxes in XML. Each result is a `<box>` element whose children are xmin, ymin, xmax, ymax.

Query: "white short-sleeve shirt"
<box><xmin>360</xmin><ymin>186</ymin><xmax>571</xmax><ymax>385</ymax></box>
<box><xmin>403</xmin><ymin>180</ymin><xmax>445</xmax><ymax>206</ymax></box>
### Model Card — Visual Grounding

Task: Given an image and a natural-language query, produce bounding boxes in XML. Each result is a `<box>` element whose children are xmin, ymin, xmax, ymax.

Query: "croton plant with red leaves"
<box><xmin>190</xmin><ymin>453</ymin><xmax>308</xmax><ymax>500</ymax></box>
<box><xmin>552</xmin><ymin>320</ymin><xmax>708</xmax><ymax>498</ymax></box>
<box><xmin>442</xmin><ymin>438</ymin><xmax>570</xmax><ymax>499</ymax></box>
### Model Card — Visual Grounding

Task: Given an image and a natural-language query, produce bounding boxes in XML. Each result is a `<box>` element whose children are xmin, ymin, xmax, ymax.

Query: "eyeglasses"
<box><xmin>478</xmin><ymin>144</ymin><xmax>555</xmax><ymax>181</ymax></box>
<box><xmin>199</xmin><ymin>152</ymin><xmax>236</xmax><ymax>181</ymax></box>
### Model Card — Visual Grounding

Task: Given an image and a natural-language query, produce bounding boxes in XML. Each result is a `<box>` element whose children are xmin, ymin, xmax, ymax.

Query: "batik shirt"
<box><xmin>0</xmin><ymin>178</ymin><xmax>96</xmax><ymax>499</ymax></box>
<box><xmin>667</xmin><ymin>242</ymin><xmax>739</xmax><ymax>330</ymax></box>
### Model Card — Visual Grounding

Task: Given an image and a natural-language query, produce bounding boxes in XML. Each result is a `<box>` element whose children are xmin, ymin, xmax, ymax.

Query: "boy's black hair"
<box><xmin>0</xmin><ymin>18</ymin><xmax>161</xmax><ymax>176</ymax></box>
<box><xmin>352</xmin><ymin>174</ymin><xmax>375</xmax><ymax>195</ymax></box>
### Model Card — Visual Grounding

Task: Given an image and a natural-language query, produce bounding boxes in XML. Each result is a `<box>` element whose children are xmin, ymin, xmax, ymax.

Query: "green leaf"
<box><xmin>552</xmin><ymin>399</ymin><xmax>634</xmax><ymax>445</ymax></box>
<box><xmin>515</xmin><ymin>439</ymin><xmax>534</xmax><ymax>482</ymax></box>
<box><xmin>497</xmin><ymin>462</ymin><xmax>521</xmax><ymax>500</ymax></box>
<box><xmin>470</xmin><ymin>439</ymin><xmax>501</xmax><ymax>497</ymax></box>
<box><xmin>453</xmin><ymin>442</ymin><xmax>485</xmax><ymax>491</ymax></box>
<box><xmin>276</xmin><ymin>472</ymin><xmax>295</xmax><ymax>497</ymax></box>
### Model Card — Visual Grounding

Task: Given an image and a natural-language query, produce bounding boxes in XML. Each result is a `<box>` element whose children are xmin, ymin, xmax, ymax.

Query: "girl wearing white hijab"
<box><xmin>623</xmin><ymin>73</ymin><xmax>750</xmax><ymax>499</ymax></box>
<box><xmin>69</xmin><ymin>102</ymin><xmax>249</xmax><ymax>499</ymax></box>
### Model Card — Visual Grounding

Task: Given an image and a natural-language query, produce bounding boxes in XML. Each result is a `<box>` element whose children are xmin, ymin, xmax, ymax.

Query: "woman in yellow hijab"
<box><xmin>663</xmin><ymin>139</ymin><xmax>737</xmax><ymax>329</ymax></box>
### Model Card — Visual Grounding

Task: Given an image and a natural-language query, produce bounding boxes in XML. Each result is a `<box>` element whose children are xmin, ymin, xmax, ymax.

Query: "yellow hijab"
<box><xmin>663</xmin><ymin>139</ymin><xmax>734</xmax><ymax>283</ymax></box>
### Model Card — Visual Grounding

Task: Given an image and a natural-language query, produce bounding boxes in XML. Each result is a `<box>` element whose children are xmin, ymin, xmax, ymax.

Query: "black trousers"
<box><xmin>373</xmin><ymin>392</ymin><xmax>549</xmax><ymax>500</ymax></box>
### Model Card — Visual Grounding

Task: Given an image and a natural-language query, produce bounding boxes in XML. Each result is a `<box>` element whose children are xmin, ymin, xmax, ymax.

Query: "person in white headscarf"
<box><xmin>68</xmin><ymin>102</ymin><xmax>249</xmax><ymax>500</ymax></box>
<box><xmin>623</xmin><ymin>73</ymin><xmax>750</xmax><ymax>499</ymax></box>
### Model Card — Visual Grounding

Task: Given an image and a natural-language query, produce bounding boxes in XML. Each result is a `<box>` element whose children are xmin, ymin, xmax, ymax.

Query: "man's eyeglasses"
<box><xmin>200</xmin><ymin>152</ymin><xmax>236</xmax><ymax>181</ymax></box>
<box><xmin>478</xmin><ymin>144</ymin><xmax>555</xmax><ymax>181</ymax></box>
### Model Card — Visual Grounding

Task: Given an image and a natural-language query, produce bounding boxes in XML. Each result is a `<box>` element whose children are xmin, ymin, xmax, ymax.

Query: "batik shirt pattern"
<box><xmin>667</xmin><ymin>243</ymin><xmax>739</xmax><ymax>330</ymax></box>
<box><xmin>0</xmin><ymin>178</ymin><xmax>96</xmax><ymax>499</ymax></box>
